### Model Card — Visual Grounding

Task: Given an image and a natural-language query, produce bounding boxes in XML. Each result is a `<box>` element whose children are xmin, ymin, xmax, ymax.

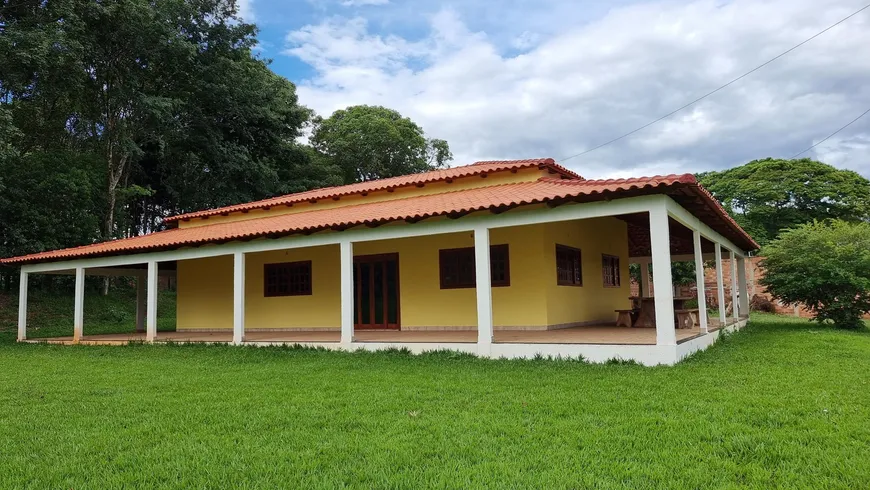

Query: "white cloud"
<box><xmin>284</xmin><ymin>0</ymin><xmax>870</xmax><ymax>178</ymax></box>
<box><xmin>812</xmin><ymin>133</ymin><xmax>870</xmax><ymax>171</ymax></box>
<box><xmin>341</xmin><ymin>0</ymin><xmax>389</xmax><ymax>6</ymax></box>
<box><xmin>237</xmin><ymin>0</ymin><xmax>255</xmax><ymax>21</ymax></box>
<box><xmin>511</xmin><ymin>31</ymin><xmax>540</xmax><ymax>51</ymax></box>
<box><xmin>285</xmin><ymin>17</ymin><xmax>422</xmax><ymax>74</ymax></box>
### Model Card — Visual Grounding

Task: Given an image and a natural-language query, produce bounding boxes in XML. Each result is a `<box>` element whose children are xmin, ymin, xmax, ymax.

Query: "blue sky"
<box><xmin>241</xmin><ymin>0</ymin><xmax>870</xmax><ymax>178</ymax></box>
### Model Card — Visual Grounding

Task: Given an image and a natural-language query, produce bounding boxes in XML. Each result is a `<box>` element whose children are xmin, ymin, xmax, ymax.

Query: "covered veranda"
<box><xmin>13</xmin><ymin>188</ymin><xmax>753</xmax><ymax>365</ymax></box>
<box><xmin>24</xmin><ymin>323</ymin><xmax>721</xmax><ymax>346</ymax></box>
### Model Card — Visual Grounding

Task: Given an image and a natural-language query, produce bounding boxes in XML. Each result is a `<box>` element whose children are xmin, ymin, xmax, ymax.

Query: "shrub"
<box><xmin>761</xmin><ymin>220</ymin><xmax>870</xmax><ymax>329</ymax></box>
<box><xmin>749</xmin><ymin>294</ymin><xmax>777</xmax><ymax>313</ymax></box>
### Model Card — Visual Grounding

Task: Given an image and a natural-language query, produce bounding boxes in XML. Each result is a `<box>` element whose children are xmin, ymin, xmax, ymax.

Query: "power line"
<box><xmin>559</xmin><ymin>2</ymin><xmax>870</xmax><ymax>163</ymax></box>
<box><xmin>790</xmin><ymin>106</ymin><xmax>870</xmax><ymax>158</ymax></box>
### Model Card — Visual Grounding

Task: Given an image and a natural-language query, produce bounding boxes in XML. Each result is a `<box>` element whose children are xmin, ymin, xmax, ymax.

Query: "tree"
<box><xmin>1</xmin><ymin>0</ymin><xmax>327</xmax><ymax>242</ymax></box>
<box><xmin>0</xmin><ymin>106</ymin><xmax>18</xmax><ymax>164</ymax></box>
<box><xmin>310</xmin><ymin>105</ymin><xmax>452</xmax><ymax>183</ymax></box>
<box><xmin>698</xmin><ymin>158</ymin><xmax>870</xmax><ymax>245</ymax></box>
<box><xmin>0</xmin><ymin>150</ymin><xmax>104</xmax><ymax>261</ymax></box>
<box><xmin>761</xmin><ymin>220</ymin><xmax>870</xmax><ymax>329</ymax></box>
<box><xmin>138</xmin><ymin>23</ymin><xmax>317</xmax><ymax>231</ymax></box>
<box><xmin>0</xmin><ymin>106</ymin><xmax>21</xmax><ymax>290</ymax></box>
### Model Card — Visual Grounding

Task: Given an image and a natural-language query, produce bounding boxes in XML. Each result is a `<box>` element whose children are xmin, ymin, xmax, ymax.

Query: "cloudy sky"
<box><xmin>241</xmin><ymin>0</ymin><xmax>870</xmax><ymax>178</ymax></box>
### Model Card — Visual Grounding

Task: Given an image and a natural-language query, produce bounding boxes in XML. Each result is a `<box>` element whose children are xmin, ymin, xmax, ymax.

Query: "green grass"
<box><xmin>1</xmin><ymin>307</ymin><xmax>869</xmax><ymax>488</ymax></box>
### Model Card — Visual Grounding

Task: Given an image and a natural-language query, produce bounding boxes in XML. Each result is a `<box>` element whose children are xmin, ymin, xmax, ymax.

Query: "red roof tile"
<box><xmin>164</xmin><ymin>158</ymin><xmax>582</xmax><ymax>224</ymax></box>
<box><xmin>1</xmin><ymin>174</ymin><xmax>759</xmax><ymax>265</ymax></box>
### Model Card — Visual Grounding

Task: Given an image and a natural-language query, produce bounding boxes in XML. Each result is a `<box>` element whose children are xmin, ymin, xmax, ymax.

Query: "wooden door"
<box><xmin>353</xmin><ymin>253</ymin><xmax>400</xmax><ymax>330</ymax></box>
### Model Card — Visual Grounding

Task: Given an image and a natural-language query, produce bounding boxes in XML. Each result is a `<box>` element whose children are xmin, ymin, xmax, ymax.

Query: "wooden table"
<box><xmin>629</xmin><ymin>296</ymin><xmax>693</xmax><ymax>328</ymax></box>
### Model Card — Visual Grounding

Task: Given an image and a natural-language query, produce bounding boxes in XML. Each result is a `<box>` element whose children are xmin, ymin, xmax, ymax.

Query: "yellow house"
<box><xmin>2</xmin><ymin>158</ymin><xmax>758</xmax><ymax>365</ymax></box>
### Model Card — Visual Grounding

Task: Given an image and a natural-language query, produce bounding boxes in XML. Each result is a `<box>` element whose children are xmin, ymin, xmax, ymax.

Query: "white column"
<box><xmin>714</xmin><ymin>243</ymin><xmax>726</xmax><ymax>325</ymax></box>
<box><xmin>340</xmin><ymin>240</ymin><xmax>354</xmax><ymax>345</ymax></box>
<box><xmin>692</xmin><ymin>230</ymin><xmax>709</xmax><ymax>334</ymax></box>
<box><xmin>73</xmin><ymin>267</ymin><xmax>85</xmax><ymax>342</ymax></box>
<box><xmin>233</xmin><ymin>252</ymin><xmax>246</xmax><ymax>345</ymax></box>
<box><xmin>146</xmin><ymin>261</ymin><xmax>158</xmax><ymax>342</ymax></box>
<box><xmin>730</xmin><ymin>251</ymin><xmax>739</xmax><ymax>322</ymax></box>
<box><xmin>737</xmin><ymin>256</ymin><xmax>749</xmax><ymax>317</ymax></box>
<box><xmin>17</xmin><ymin>270</ymin><xmax>29</xmax><ymax>342</ymax></box>
<box><xmin>748</xmin><ymin>257</ymin><xmax>757</xmax><ymax>297</ymax></box>
<box><xmin>649</xmin><ymin>206</ymin><xmax>676</xmax><ymax>346</ymax></box>
<box><xmin>640</xmin><ymin>259</ymin><xmax>651</xmax><ymax>297</ymax></box>
<box><xmin>135</xmin><ymin>273</ymin><xmax>146</xmax><ymax>333</ymax></box>
<box><xmin>474</xmin><ymin>226</ymin><xmax>493</xmax><ymax>353</ymax></box>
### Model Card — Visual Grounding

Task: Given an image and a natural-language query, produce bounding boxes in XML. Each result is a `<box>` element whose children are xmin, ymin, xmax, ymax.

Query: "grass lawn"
<box><xmin>1</xmin><ymin>303</ymin><xmax>869</xmax><ymax>488</ymax></box>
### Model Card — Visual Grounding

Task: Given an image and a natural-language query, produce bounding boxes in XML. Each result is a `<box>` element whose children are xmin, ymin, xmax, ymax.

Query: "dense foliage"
<box><xmin>761</xmin><ymin>220</ymin><xmax>870</xmax><ymax>329</ymax></box>
<box><xmin>0</xmin><ymin>1</ymin><xmax>448</xmax><ymax>288</ymax></box>
<box><xmin>311</xmin><ymin>105</ymin><xmax>452</xmax><ymax>183</ymax></box>
<box><xmin>0</xmin><ymin>151</ymin><xmax>104</xmax><ymax>258</ymax></box>
<box><xmin>0</xmin><ymin>0</ymin><xmax>317</xmax><ymax>238</ymax></box>
<box><xmin>698</xmin><ymin>158</ymin><xmax>870</xmax><ymax>245</ymax></box>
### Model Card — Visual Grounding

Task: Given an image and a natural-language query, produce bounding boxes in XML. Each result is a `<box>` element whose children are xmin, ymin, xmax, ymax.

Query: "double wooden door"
<box><xmin>353</xmin><ymin>253</ymin><xmax>400</xmax><ymax>330</ymax></box>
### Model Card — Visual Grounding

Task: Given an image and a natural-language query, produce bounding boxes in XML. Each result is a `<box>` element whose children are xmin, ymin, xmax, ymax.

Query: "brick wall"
<box><xmin>705</xmin><ymin>256</ymin><xmax>820</xmax><ymax>318</ymax></box>
<box><xmin>631</xmin><ymin>256</ymin><xmax>829</xmax><ymax>318</ymax></box>
<box><xmin>629</xmin><ymin>280</ymin><xmax>694</xmax><ymax>299</ymax></box>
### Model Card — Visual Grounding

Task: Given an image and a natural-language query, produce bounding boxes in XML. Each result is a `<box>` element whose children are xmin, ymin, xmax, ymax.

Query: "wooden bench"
<box><xmin>675</xmin><ymin>309</ymin><xmax>700</xmax><ymax>329</ymax></box>
<box><xmin>615</xmin><ymin>309</ymin><xmax>635</xmax><ymax>328</ymax></box>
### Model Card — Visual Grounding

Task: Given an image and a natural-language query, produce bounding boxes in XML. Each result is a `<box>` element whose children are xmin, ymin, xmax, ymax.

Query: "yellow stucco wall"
<box><xmin>175</xmin><ymin>219</ymin><xmax>630</xmax><ymax>330</ymax></box>
<box><xmin>176</xmin><ymin>168</ymin><xmax>552</xmax><ymax>229</ymax></box>
<box><xmin>244</xmin><ymin>246</ymin><xmax>341</xmax><ymax>329</ymax></box>
<box><xmin>543</xmin><ymin>217</ymin><xmax>632</xmax><ymax>326</ymax></box>
<box><xmin>176</xmin><ymin>255</ymin><xmax>233</xmax><ymax>330</ymax></box>
<box><xmin>352</xmin><ymin>226</ymin><xmax>549</xmax><ymax>328</ymax></box>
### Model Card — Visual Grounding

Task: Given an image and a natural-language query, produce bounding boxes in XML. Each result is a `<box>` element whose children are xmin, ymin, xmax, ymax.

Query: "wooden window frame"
<box><xmin>264</xmin><ymin>261</ymin><xmax>313</xmax><ymax>297</ymax></box>
<box><xmin>602</xmin><ymin>254</ymin><xmax>621</xmax><ymax>288</ymax></box>
<box><xmin>439</xmin><ymin>244</ymin><xmax>510</xmax><ymax>289</ymax></box>
<box><xmin>555</xmin><ymin>244</ymin><xmax>583</xmax><ymax>286</ymax></box>
<box><xmin>489</xmin><ymin>244</ymin><xmax>510</xmax><ymax>288</ymax></box>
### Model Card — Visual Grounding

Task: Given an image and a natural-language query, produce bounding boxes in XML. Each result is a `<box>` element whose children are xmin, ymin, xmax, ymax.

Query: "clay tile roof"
<box><xmin>163</xmin><ymin>158</ymin><xmax>582</xmax><ymax>224</ymax></box>
<box><xmin>542</xmin><ymin>173</ymin><xmax>698</xmax><ymax>190</ymax></box>
<box><xmin>0</xmin><ymin>173</ymin><xmax>758</xmax><ymax>265</ymax></box>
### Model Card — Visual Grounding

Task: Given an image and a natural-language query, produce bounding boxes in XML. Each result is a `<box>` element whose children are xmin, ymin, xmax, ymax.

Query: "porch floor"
<box><xmin>23</xmin><ymin>322</ymin><xmax>735</xmax><ymax>346</ymax></box>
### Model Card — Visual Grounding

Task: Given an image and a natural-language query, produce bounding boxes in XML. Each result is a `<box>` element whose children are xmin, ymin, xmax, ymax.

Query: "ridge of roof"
<box><xmin>164</xmin><ymin>158</ymin><xmax>582</xmax><ymax>224</ymax></box>
<box><xmin>540</xmin><ymin>173</ymin><xmax>698</xmax><ymax>187</ymax></box>
<box><xmin>471</xmin><ymin>158</ymin><xmax>582</xmax><ymax>179</ymax></box>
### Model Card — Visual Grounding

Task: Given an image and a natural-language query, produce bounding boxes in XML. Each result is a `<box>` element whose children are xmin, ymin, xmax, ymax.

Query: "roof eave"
<box><xmin>1</xmin><ymin>177</ymin><xmax>759</xmax><ymax>266</ymax></box>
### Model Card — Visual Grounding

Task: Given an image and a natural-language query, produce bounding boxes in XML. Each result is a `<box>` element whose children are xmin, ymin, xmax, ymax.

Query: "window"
<box><xmin>264</xmin><ymin>261</ymin><xmax>312</xmax><ymax>297</ymax></box>
<box><xmin>556</xmin><ymin>244</ymin><xmax>582</xmax><ymax>286</ymax></box>
<box><xmin>602</xmin><ymin>254</ymin><xmax>620</xmax><ymax>288</ymax></box>
<box><xmin>489</xmin><ymin>244</ymin><xmax>510</xmax><ymax>286</ymax></box>
<box><xmin>440</xmin><ymin>247</ymin><xmax>476</xmax><ymax>289</ymax></box>
<box><xmin>439</xmin><ymin>244</ymin><xmax>510</xmax><ymax>289</ymax></box>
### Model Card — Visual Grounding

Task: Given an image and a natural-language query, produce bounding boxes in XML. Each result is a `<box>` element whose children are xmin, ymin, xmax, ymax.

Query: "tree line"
<box><xmin>0</xmin><ymin>0</ymin><xmax>451</xmax><ymax>290</ymax></box>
